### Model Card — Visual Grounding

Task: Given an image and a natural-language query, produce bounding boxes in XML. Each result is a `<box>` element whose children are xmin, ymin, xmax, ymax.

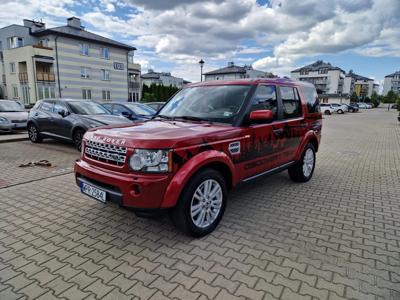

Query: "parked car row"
<box><xmin>26</xmin><ymin>99</ymin><xmax>161</xmax><ymax>150</ymax></box>
<box><xmin>0</xmin><ymin>100</ymin><xmax>29</xmax><ymax>132</ymax></box>
<box><xmin>319</xmin><ymin>102</ymin><xmax>367</xmax><ymax>115</ymax></box>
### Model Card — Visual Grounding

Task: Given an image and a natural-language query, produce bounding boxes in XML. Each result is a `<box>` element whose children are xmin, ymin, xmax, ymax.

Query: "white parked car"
<box><xmin>320</xmin><ymin>103</ymin><xmax>335</xmax><ymax>115</ymax></box>
<box><xmin>357</xmin><ymin>102</ymin><xmax>371</xmax><ymax>109</ymax></box>
<box><xmin>330</xmin><ymin>103</ymin><xmax>347</xmax><ymax>114</ymax></box>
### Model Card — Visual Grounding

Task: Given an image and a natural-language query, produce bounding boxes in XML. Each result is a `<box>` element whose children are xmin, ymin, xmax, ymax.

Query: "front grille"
<box><xmin>11</xmin><ymin>120</ymin><xmax>27</xmax><ymax>124</ymax></box>
<box><xmin>84</xmin><ymin>140</ymin><xmax>127</xmax><ymax>166</ymax></box>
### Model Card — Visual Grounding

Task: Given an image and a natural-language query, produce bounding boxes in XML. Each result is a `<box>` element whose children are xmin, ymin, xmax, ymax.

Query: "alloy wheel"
<box><xmin>302</xmin><ymin>148</ymin><xmax>314</xmax><ymax>177</ymax></box>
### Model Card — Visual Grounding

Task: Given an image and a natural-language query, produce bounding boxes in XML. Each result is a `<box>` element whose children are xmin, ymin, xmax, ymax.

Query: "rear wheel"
<box><xmin>170</xmin><ymin>169</ymin><xmax>227</xmax><ymax>237</ymax></box>
<box><xmin>337</xmin><ymin>109</ymin><xmax>344</xmax><ymax>114</ymax></box>
<box><xmin>288</xmin><ymin>144</ymin><xmax>316</xmax><ymax>182</ymax></box>
<box><xmin>28</xmin><ymin>123</ymin><xmax>42</xmax><ymax>143</ymax></box>
<box><xmin>324</xmin><ymin>110</ymin><xmax>331</xmax><ymax>115</ymax></box>
<box><xmin>73</xmin><ymin>129</ymin><xmax>85</xmax><ymax>151</ymax></box>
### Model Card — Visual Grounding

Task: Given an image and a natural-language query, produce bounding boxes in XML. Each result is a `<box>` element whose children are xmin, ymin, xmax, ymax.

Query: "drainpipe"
<box><xmin>126</xmin><ymin>52</ymin><xmax>129</xmax><ymax>102</ymax></box>
<box><xmin>31</xmin><ymin>56</ymin><xmax>38</xmax><ymax>103</ymax></box>
<box><xmin>55</xmin><ymin>35</ymin><xmax>61</xmax><ymax>97</ymax></box>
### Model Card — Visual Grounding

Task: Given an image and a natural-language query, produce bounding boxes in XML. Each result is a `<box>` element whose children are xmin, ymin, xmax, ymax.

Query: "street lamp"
<box><xmin>198</xmin><ymin>59</ymin><xmax>204</xmax><ymax>82</ymax></box>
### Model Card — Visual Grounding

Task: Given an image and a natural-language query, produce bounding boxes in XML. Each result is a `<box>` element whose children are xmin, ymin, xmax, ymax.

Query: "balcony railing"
<box><xmin>128</xmin><ymin>81</ymin><xmax>140</xmax><ymax>89</ymax></box>
<box><xmin>19</xmin><ymin>72</ymin><xmax>28</xmax><ymax>83</ymax></box>
<box><xmin>37</xmin><ymin>72</ymin><xmax>55</xmax><ymax>82</ymax></box>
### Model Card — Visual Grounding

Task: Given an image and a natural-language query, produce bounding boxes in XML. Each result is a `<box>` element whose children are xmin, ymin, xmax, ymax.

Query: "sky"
<box><xmin>1</xmin><ymin>0</ymin><xmax>399</xmax><ymax>86</ymax></box>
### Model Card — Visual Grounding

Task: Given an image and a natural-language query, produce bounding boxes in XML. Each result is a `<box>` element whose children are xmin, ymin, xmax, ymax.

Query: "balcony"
<box><xmin>37</xmin><ymin>72</ymin><xmax>55</xmax><ymax>82</ymax></box>
<box><xmin>128</xmin><ymin>81</ymin><xmax>140</xmax><ymax>89</ymax></box>
<box><xmin>19</xmin><ymin>72</ymin><xmax>28</xmax><ymax>84</ymax></box>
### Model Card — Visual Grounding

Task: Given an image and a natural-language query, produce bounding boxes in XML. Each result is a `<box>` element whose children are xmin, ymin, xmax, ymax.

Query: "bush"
<box><xmin>141</xmin><ymin>84</ymin><xmax>180</xmax><ymax>102</ymax></box>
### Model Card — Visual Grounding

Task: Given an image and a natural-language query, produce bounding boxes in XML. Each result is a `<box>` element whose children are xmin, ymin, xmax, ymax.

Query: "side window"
<box><xmin>280</xmin><ymin>87</ymin><xmax>302</xmax><ymax>119</ymax></box>
<box><xmin>250</xmin><ymin>85</ymin><xmax>278</xmax><ymax>120</ymax></box>
<box><xmin>54</xmin><ymin>102</ymin><xmax>67</xmax><ymax>114</ymax></box>
<box><xmin>40</xmin><ymin>101</ymin><xmax>54</xmax><ymax>112</ymax></box>
<box><xmin>302</xmin><ymin>86</ymin><xmax>319</xmax><ymax>113</ymax></box>
<box><xmin>113</xmin><ymin>105</ymin><xmax>129</xmax><ymax>115</ymax></box>
<box><xmin>102</xmin><ymin>103</ymin><xmax>112</xmax><ymax>112</ymax></box>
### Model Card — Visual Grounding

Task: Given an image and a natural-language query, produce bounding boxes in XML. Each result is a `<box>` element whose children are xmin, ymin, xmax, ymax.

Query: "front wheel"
<box><xmin>170</xmin><ymin>169</ymin><xmax>227</xmax><ymax>237</ymax></box>
<box><xmin>337</xmin><ymin>109</ymin><xmax>344</xmax><ymax>114</ymax></box>
<box><xmin>28</xmin><ymin>123</ymin><xmax>42</xmax><ymax>143</ymax></box>
<box><xmin>288</xmin><ymin>144</ymin><xmax>316</xmax><ymax>182</ymax></box>
<box><xmin>324</xmin><ymin>110</ymin><xmax>331</xmax><ymax>115</ymax></box>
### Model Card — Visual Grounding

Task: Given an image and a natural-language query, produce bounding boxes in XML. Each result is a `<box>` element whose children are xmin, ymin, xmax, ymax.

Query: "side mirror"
<box><xmin>58</xmin><ymin>109</ymin><xmax>69</xmax><ymax>117</ymax></box>
<box><xmin>249</xmin><ymin>110</ymin><xmax>273</xmax><ymax>123</ymax></box>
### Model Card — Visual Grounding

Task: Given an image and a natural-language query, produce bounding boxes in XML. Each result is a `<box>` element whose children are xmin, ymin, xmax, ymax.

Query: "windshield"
<box><xmin>125</xmin><ymin>103</ymin><xmax>156</xmax><ymax>116</ymax></box>
<box><xmin>68</xmin><ymin>101</ymin><xmax>110</xmax><ymax>115</ymax></box>
<box><xmin>0</xmin><ymin>101</ymin><xmax>24</xmax><ymax>112</ymax></box>
<box><xmin>157</xmin><ymin>85</ymin><xmax>252</xmax><ymax>124</ymax></box>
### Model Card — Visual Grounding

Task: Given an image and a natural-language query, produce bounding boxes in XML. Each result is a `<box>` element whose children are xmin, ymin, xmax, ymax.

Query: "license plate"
<box><xmin>81</xmin><ymin>182</ymin><xmax>106</xmax><ymax>203</ymax></box>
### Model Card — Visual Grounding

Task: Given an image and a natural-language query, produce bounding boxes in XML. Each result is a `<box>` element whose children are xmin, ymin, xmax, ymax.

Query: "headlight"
<box><xmin>0</xmin><ymin>117</ymin><xmax>9</xmax><ymax>124</ymax></box>
<box><xmin>129</xmin><ymin>149</ymin><xmax>171</xmax><ymax>173</ymax></box>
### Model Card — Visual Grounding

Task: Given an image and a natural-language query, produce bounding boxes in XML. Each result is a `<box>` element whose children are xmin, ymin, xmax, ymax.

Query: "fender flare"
<box><xmin>160</xmin><ymin>150</ymin><xmax>236</xmax><ymax>208</ymax></box>
<box><xmin>294</xmin><ymin>131</ymin><xmax>320</xmax><ymax>161</ymax></box>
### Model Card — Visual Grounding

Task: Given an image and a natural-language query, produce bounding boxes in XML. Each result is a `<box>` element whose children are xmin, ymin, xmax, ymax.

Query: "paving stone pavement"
<box><xmin>0</xmin><ymin>108</ymin><xmax>399</xmax><ymax>300</ymax></box>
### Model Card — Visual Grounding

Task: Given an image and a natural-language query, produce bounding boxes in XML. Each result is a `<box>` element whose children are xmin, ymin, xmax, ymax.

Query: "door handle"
<box><xmin>273</xmin><ymin>128</ymin><xmax>284</xmax><ymax>136</ymax></box>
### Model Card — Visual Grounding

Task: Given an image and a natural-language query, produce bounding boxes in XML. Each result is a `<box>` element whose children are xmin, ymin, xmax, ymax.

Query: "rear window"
<box><xmin>280</xmin><ymin>86</ymin><xmax>302</xmax><ymax>119</ymax></box>
<box><xmin>302</xmin><ymin>86</ymin><xmax>320</xmax><ymax>113</ymax></box>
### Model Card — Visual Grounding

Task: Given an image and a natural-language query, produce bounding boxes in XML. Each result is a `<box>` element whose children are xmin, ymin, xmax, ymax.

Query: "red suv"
<box><xmin>75</xmin><ymin>79</ymin><xmax>321</xmax><ymax>237</ymax></box>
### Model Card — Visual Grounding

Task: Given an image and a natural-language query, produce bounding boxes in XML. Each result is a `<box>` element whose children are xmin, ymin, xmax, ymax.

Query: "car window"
<box><xmin>280</xmin><ymin>86</ymin><xmax>302</xmax><ymax>119</ymax></box>
<box><xmin>102</xmin><ymin>104</ymin><xmax>113</xmax><ymax>112</ymax></box>
<box><xmin>301</xmin><ymin>86</ymin><xmax>320</xmax><ymax>113</ymax></box>
<box><xmin>250</xmin><ymin>85</ymin><xmax>278</xmax><ymax>120</ymax></box>
<box><xmin>125</xmin><ymin>103</ymin><xmax>155</xmax><ymax>116</ymax></box>
<box><xmin>54</xmin><ymin>102</ymin><xmax>67</xmax><ymax>114</ymax></box>
<box><xmin>40</xmin><ymin>101</ymin><xmax>54</xmax><ymax>112</ymax></box>
<box><xmin>0</xmin><ymin>101</ymin><xmax>25</xmax><ymax>112</ymax></box>
<box><xmin>113</xmin><ymin>105</ymin><xmax>130</xmax><ymax>115</ymax></box>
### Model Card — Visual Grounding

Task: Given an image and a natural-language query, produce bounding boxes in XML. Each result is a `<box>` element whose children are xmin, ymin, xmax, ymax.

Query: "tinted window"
<box><xmin>280</xmin><ymin>87</ymin><xmax>302</xmax><ymax>119</ymax></box>
<box><xmin>250</xmin><ymin>85</ymin><xmax>278</xmax><ymax>120</ymax></box>
<box><xmin>40</xmin><ymin>101</ymin><xmax>54</xmax><ymax>112</ymax></box>
<box><xmin>302</xmin><ymin>86</ymin><xmax>319</xmax><ymax>113</ymax></box>
<box><xmin>54</xmin><ymin>102</ymin><xmax>67</xmax><ymax>114</ymax></box>
<box><xmin>113</xmin><ymin>105</ymin><xmax>130</xmax><ymax>115</ymax></box>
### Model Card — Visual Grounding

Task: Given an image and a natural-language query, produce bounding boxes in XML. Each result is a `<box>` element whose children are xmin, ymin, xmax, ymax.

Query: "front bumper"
<box><xmin>75</xmin><ymin>159</ymin><xmax>171</xmax><ymax>209</ymax></box>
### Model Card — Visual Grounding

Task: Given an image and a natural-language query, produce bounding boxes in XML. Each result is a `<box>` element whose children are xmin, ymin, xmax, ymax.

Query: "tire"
<box><xmin>337</xmin><ymin>109</ymin><xmax>344</xmax><ymax>114</ymax></box>
<box><xmin>28</xmin><ymin>123</ymin><xmax>42</xmax><ymax>143</ymax></box>
<box><xmin>324</xmin><ymin>110</ymin><xmax>331</xmax><ymax>115</ymax></box>
<box><xmin>170</xmin><ymin>168</ymin><xmax>227</xmax><ymax>237</ymax></box>
<box><xmin>288</xmin><ymin>144</ymin><xmax>316</xmax><ymax>182</ymax></box>
<box><xmin>73</xmin><ymin>129</ymin><xmax>85</xmax><ymax>151</ymax></box>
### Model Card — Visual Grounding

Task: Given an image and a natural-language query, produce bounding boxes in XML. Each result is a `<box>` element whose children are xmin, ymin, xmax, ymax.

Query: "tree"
<box><xmin>370</xmin><ymin>91</ymin><xmax>380</xmax><ymax>107</ymax></box>
<box><xmin>383</xmin><ymin>90</ymin><xmax>398</xmax><ymax>104</ymax></box>
<box><xmin>350</xmin><ymin>91</ymin><xmax>358</xmax><ymax>103</ymax></box>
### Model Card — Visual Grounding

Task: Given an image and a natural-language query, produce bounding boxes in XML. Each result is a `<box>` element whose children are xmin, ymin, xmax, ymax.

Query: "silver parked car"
<box><xmin>0</xmin><ymin>100</ymin><xmax>28</xmax><ymax>132</ymax></box>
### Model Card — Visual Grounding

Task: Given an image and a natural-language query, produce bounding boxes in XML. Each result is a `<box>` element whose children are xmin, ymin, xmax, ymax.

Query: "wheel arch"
<box><xmin>160</xmin><ymin>150</ymin><xmax>236</xmax><ymax>208</ymax></box>
<box><xmin>295</xmin><ymin>131</ymin><xmax>320</xmax><ymax>161</ymax></box>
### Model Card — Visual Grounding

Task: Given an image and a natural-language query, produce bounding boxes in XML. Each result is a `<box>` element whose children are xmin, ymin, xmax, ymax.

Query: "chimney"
<box><xmin>67</xmin><ymin>17</ymin><xmax>82</xmax><ymax>29</ymax></box>
<box><xmin>228</xmin><ymin>61</ymin><xmax>235</xmax><ymax>67</ymax></box>
<box><xmin>23</xmin><ymin>19</ymin><xmax>45</xmax><ymax>32</ymax></box>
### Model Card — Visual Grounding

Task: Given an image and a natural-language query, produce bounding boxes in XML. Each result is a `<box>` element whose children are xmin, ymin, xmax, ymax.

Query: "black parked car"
<box><xmin>343</xmin><ymin>103</ymin><xmax>359</xmax><ymax>112</ymax></box>
<box><xmin>27</xmin><ymin>99</ymin><xmax>129</xmax><ymax>150</ymax></box>
<box><xmin>102</xmin><ymin>102</ymin><xmax>156</xmax><ymax>121</ymax></box>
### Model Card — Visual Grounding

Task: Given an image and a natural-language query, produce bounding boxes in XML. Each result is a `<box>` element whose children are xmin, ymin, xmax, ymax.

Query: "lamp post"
<box><xmin>198</xmin><ymin>59</ymin><xmax>204</xmax><ymax>82</ymax></box>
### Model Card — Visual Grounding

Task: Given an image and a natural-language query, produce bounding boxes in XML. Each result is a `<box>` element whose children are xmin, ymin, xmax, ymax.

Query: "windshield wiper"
<box><xmin>153</xmin><ymin>114</ymin><xmax>174</xmax><ymax>120</ymax></box>
<box><xmin>174</xmin><ymin>116</ymin><xmax>212</xmax><ymax>123</ymax></box>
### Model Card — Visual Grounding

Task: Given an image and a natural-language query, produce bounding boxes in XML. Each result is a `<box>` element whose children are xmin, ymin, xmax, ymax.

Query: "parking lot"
<box><xmin>0</xmin><ymin>108</ymin><xmax>399</xmax><ymax>300</ymax></box>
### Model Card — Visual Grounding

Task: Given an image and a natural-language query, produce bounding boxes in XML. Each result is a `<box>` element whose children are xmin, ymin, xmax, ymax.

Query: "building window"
<box><xmin>79</xmin><ymin>43</ymin><xmax>89</xmax><ymax>56</ymax></box>
<box><xmin>102</xmin><ymin>90</ymin><xmax>111</xmax><ymax>101</ymax></box>
<box><xmin>38</xmin><ymin>39</ymin><xmax>49</xmax><ymax>47</ymax></box>
<box><xmin>318</xmin><ymin>68</ymin><xmax>328</xmax><ymax>74</ymax></box>
<box><xmin>300</xmin><ymin>69</ymin><xmax>309</xmax><ymax>75</ymax></box>
<box><xmin>9</xmin><ymin>62</ymin><xmax>16</xmax><ymax>73</ymax></box>
<box><xmin>82</xmin><ymin>89</ymin><xmax>92</xmax><ymax>100</ymax></box>
<box><xmin>101</xmin><ymin>69</ymin><xmax>110</xmax><ymax>81</ymax></box>
<box><xmin>8</xmin><ymin>37</ymin><xmax>24</xmax><ymax>49</ymax></box>
<box><xmin>80</xmin><ymin>67</ymin><xmax>91</xmax><ymax>79</ymax></box>
<box><xmin>128</xmin><ymin>54</ymin><xmax>134</xmax><ymax>64</ymax></box>
<box><xmin>100</xmin><ymin>47</ymin><xmax>109</xmax><ymax>59</ymax></box>
<box><xmin>12</xmin><ymin>86</ymin><xmax>19</xmax><ymax>98</ymax></box>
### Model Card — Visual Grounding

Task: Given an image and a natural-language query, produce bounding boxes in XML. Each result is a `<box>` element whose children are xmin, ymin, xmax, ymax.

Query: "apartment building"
<box><xmin>0</xmin><ymin>17</ymin><xmax>141</xmax><ymax>105</ymax></box>
<box><xmin>383</xmin><ymin>71</ymin><xmax>400</xmax><ymax>95</ymax></box>
<box><xmin>291</xmin><ymin>61</ymin><xmax>345</xmax><ymax>96</ymax></box>
<box><xmin>141</xmin><ymin>69</ymin><xmax>184</xmax><ymax>88</ymax></box>
<box><xmin>204</xmin><ymin>62</ymin><xmax>272</xmax><ymax>81</ymax></box>
<box><xmin>343</xmin><ymin>71</ymin><xmax>374</xmax><ymax>98</ymax></box>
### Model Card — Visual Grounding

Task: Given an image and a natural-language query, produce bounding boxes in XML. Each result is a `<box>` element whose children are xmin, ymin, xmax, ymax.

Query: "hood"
<box><xmin>0</xmin><ymin>111</ymin><xmax>28</xmax><ymax>121</ymax></box>
<box><xmin>81</xmin><ymin>114</ymin><xmax>131</xmax><ymax>125</ymax></box>
<box><xmin>84</xmin><ymin>120</ymin><xmax>241</xmax><ymax>149</ymax></box>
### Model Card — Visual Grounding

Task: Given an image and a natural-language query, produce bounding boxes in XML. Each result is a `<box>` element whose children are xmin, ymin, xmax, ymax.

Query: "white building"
<box><xmin>204</xmin><ymin>62</ymin><xmax>273</xmax><ymax>81</ymax></box>
<box><xmin>291</xmin><ymin>61</ymin><xmax>345</xmax><ymax>96</ymax></box>
<box><xmin>343</xmin><ymin>71</ymin><xmax>374</xmax><ymax>98</ymax></box>
<box><xmin>141</xmin><ymin>69</ymin><xmax>183</xmax><ymax>88</ymax></box>
<box><xmin>383</xmin><ymin>71</ymin><xmax>400</xmax><ymax>95</ymax></box>
<box><xmin>0</xmin><ymin>17</ymin><xmax>141</xmax><ymax>105</ymax></box>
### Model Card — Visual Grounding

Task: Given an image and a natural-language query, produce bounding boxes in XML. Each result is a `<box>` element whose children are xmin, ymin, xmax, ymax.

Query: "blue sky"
<box><xmin>1</xmin><ymin>0</ymin><xmax>399</xmax><ymax>86</ymax></box>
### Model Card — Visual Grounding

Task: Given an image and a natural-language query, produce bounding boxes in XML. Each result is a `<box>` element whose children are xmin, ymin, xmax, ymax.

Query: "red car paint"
<box><xmin>75</xmin><ymin>78</ymin><xmax>321</xmax><ymax>211</ymax></box>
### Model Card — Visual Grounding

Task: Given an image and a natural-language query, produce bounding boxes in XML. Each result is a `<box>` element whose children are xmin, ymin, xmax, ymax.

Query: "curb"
<box><xmin>0</xmin><ymin>136</ymin><xmax>29</xmax><ymax>144</ymax></box>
